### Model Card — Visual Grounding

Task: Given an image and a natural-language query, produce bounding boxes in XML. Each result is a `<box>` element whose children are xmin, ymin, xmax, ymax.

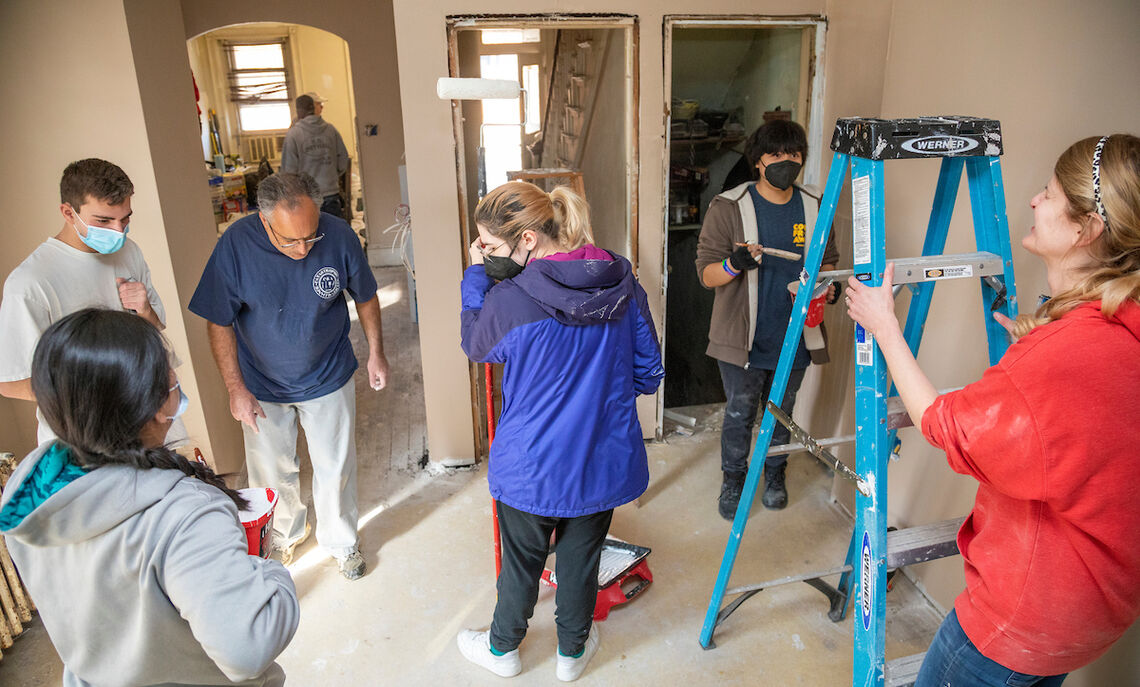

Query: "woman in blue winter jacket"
<box><xmin>456</xmin><ymin>181</ymin><xmax>664</xmax><ymax>682</ymax></box>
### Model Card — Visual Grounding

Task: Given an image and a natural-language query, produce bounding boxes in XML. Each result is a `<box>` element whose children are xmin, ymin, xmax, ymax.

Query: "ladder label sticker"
<box><xmin>924</xmin><ymin>265</ymin><xmax>973</xmax><ymax>280</ymax></box>
<box><xmin>860</xmin><ymin>531</ymin><xmax>872</xmax><ymax>631</ymax></box>
<box><xmin>900</xmin><ymin>135</ymin><xmax>980</xmax><ymax>155</ymax></box>
<box><xmin>855</xmin><ymin>324</ymin><xmax>873</xmax><ymax>366</ymax></box>
<box><xmin>853</xmin><ymin>175</ymin><xmax>872</xmax><ymax>265</ymax></box>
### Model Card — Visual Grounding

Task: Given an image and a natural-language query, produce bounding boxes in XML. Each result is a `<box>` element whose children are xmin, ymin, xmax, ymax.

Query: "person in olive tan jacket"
<box><xmin>695</xmin><ymin>119</ymin><xmax>839</xmax><ymax>520</ymax></box>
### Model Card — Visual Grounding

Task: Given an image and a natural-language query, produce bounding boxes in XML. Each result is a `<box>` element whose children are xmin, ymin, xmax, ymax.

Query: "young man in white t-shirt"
<box><xmin>0</xmin><ymin>159</ymin><xmax>167</xmax><ymax>444</ymax></box>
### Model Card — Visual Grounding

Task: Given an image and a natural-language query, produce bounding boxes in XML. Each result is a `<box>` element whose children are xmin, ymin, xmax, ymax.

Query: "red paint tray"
<box><xmin>540</xmin><ymin>537</ymin><xmax>653</xmax><ymax>621</ymax></box>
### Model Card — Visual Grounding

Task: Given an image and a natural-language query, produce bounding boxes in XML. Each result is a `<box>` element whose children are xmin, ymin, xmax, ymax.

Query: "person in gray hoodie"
<box><xmin>0</xmin><ymin>309</ymin><xmax>299</xmax><ymax>687</ymax></box>
<box><xmin>280</xmin><ymin>92</ymin><xmax>349</xmax><ymax>219</ymax></box>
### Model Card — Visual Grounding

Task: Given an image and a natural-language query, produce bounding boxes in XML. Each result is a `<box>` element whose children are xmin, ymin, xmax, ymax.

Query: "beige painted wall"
<box><xmin>294</xmin><ymin>25</ymin><xmax>359</xmax><ymax>159</ymax></box>
<box><xmin>0</xmin><ymin>0</ymin><xmax>231</xmax><ymax>467</ymax></box>
<box><xmin>850</xmin><ymin>1</ymin><xmax>1140</xmax><ymax>683</ymax></box>
<box><xmin>121</xmin><ymin>0</ymin><xmax>249</xmax><ymax>473</ymax></box>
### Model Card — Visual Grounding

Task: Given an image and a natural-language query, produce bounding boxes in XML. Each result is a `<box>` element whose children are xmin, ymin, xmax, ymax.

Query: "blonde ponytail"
<box><xmin>549</xmin><ymin>186</ymin><xmax>594</xmax><ymax>250</ymax></box>
<box><xmin>476</xmin><ymin>181</ymin><xmax>595</xmax><ymax>252</ymax></box>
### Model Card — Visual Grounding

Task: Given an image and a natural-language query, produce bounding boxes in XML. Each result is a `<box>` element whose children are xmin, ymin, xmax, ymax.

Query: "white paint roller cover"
<box><xmin>436</xmin><ymin>77</ymin><xmax>520</xmax><ymax>100</ymax></box>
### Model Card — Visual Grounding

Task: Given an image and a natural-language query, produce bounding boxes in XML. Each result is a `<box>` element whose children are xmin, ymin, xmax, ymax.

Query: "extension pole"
<box><xmin>486</xmin><ymin>362</ymin><xmax>501</xmax><ymax>577</ymax></box>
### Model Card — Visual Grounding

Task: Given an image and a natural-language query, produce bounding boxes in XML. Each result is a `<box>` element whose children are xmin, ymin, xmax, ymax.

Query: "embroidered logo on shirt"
<box><xmin>312</xmin><ymin>267</ymin><xmax>341</xmax><ymax>299</ymax></box>
<box><xmin>792</xmin><ymin>222</ymin><xmax>806</xmax><ymax>247</ymax></box>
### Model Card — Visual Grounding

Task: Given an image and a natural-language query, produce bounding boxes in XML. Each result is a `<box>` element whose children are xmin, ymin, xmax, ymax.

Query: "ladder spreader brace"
<box><xmin>697</xmin><ymin>116</ymin><xmax>1018</xmax><ymax>687</ymax></box>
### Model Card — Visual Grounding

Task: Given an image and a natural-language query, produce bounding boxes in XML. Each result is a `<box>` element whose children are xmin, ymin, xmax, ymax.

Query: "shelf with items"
<box><xmin>669</xmin><ymin>134</ymin><xmax>745</xmax><ymax>155</ymax></box>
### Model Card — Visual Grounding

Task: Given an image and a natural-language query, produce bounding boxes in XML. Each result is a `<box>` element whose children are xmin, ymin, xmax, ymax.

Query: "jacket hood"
<box><xmin>510</xmin><ymin>247</ymin><xmax>635</xmax><ymax>325</ymax></box>
<box><xmin>296</xmin><ymin>115</ymin><xmax>333</xmax><ymax>133</ymax></box>
<box><xmin>0</xmin><ymin>444</ymin><xmax>185</xmax><ymax>546</ymax></box>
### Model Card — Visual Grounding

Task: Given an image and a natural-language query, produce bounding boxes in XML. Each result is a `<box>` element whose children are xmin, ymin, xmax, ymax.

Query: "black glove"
<box><xmin>728</xmin><ymin>245</ymin><xmax>760</xmax><ymax>272</ymax></box>
<box><xmin>827</xmin><ymin>282</ymin><xmax>842</xmax><ymax>305</ymax></box>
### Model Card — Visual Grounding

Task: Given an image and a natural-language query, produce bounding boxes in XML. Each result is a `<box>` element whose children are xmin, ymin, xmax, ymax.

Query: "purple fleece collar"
<box><xmin>538</xmin><ymin>244</ymin><xmax>612</xmax><ymax>262</ymax></box>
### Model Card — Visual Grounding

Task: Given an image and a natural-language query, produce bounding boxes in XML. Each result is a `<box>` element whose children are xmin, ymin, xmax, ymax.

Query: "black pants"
<box><xmin>490</xmin><ymin>502</ymin><xmax>613</xmax><ymax>656</ymax></box>
<box><xmin>718</xmin><ymin>361</ymin><xmax>807</xmax><ymax>476</ymax></box>
<box><xmin>320</xmin><ymin>193</ymin><xmax>346</xmax><ymax>220</ymax></box>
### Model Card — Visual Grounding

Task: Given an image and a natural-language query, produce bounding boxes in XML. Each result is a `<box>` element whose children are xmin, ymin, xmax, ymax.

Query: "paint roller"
<box><xmin>436</xmin><ymin>78</ymin><xmax>525</xmax><ymax>198</ymax></box>
<box><xmin>436</xmin><ymin>77</ymin><xmax>520</xmax><ymax>101</ymax></box>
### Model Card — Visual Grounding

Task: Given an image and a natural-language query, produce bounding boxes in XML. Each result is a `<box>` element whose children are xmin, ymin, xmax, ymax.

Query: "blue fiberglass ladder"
<box><xmin>697</xmin><ymin>116</ymin><xmax>1019</xmax><ymax>687</ymax></box>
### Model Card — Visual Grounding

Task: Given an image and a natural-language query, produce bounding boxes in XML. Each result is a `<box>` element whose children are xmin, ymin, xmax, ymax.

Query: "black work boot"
<box><xmin>718</xmin><ymin>472</ymin><xmax>746</xmax><ymax>521</ymax></box>
<box><xmin>761</xmin><ymin>464</ymin><xmax>788</xmax><ymax>510</ymax></box>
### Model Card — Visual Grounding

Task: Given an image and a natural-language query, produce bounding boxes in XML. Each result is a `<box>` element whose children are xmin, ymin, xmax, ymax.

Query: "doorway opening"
<box><xmin>661</xmin><ymin>16</ymin><xmax>826</xmax><ymax>413</ymax></box>
<box><xmin>446</xmin><ymin>15</ymin><xmax>639</xmax><ymax>456</ymax></box>
<box><xmin>187</xmin><ymin>23</ymin><xmax>374</xmax><ymax>249</ymax></box>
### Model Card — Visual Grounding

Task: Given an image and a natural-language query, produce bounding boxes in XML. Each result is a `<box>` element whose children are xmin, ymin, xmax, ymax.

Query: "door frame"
<box><xmin>446</xmin><ymin>14</ymin><xmax>640</xmax><ymax>457</ymax></box>
<box><xmin>658</xmin><ymin>15</ymin><xmax>828</xmax><ymax>429</ymax></box>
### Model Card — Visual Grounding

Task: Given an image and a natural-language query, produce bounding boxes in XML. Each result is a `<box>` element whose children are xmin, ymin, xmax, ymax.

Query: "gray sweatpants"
<box><xmin>243</xmin><ymin>378</ymin><xmax>359</xmax><ymax>558</ymax></box>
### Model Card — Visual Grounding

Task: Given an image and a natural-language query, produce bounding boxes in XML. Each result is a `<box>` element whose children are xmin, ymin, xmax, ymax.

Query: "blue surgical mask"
<box><xmin>71</xmin><ymin>210</ymin><xmax>128</xmax><ymax>254</ymax></box>
<box><xmin>166</xmin><ymin>382</ymin><xmax>189</xmax><ymax>422</ymax></box>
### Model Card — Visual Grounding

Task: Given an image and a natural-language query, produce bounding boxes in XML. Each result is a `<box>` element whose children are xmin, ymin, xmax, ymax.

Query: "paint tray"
<box><xmin>596</xmin><ymin>537</ymin><xmax>651</xmax><ymax>587</ymax></box>
<box><xmin>540</xmin><ymin>536</ymin><xmax>654</xmax><ymax>620</ymax></box>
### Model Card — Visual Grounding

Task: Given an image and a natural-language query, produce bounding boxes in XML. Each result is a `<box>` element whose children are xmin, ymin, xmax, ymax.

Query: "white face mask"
<box><xmin>165</xmin><ymin>381</ymin><xmax>189</xmax><ymax>422</ymax></box>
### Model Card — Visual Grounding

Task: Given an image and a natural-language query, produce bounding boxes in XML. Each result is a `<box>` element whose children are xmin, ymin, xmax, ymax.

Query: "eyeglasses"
<box><xmin>478</xmin><ymin>240</ymin><xmax>513</xmax><ymax>257</ymax></box>
<box><xmin>266</xmin><ymin>219</ymin><xmax>324</xmax><ymax>248</ymax></box>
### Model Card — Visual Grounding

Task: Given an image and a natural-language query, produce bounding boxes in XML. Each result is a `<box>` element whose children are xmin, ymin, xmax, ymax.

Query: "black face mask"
<box><xmin>762</xmin><ymin>160</ymin><xmax>803</xmax><ymax>191</ymax></box>
<box><xmin>483</xmin><ymin>244</ymin><xmax>531</xmax><ymax>281</ymax></box>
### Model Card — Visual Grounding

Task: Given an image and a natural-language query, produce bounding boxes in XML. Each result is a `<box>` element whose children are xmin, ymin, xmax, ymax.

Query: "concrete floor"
<box><xmin>0</xmin><ymin>266</ymin><xmax>943</xmax><ymax>686</ymax></box>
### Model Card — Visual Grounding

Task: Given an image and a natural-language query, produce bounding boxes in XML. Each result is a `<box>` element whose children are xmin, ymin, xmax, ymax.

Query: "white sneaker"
<box><xmin>456</xmin><ymin>629</ymin><xmax>521</xmax><ymax>677</ymax></box>
<box><xmin>555</xmin><ymin>624</ymin><xmax>600</xmax><ymax>682</ymax></box>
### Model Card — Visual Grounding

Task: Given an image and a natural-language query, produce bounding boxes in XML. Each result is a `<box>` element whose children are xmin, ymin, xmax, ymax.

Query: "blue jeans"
<box><xmin>916</xmin><ymin>610</ymin><xmax>1067</xmax><ymax>687</ymax></box>
<box><xmin>717</xmin><ymin>361</ymin><xmax>806</xmax><ymax>476</ymax></box>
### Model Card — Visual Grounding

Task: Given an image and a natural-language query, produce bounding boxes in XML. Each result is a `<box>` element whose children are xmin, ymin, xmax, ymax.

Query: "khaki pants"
<box><xmin>243</xmin><ymin>378</ymin><xmax>359</xmax><ymax>558</ymax></box>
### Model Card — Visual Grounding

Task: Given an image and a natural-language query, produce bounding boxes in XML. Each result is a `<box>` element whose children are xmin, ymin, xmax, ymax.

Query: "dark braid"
<box><xmin>70</xmin><ymin>445</ymin><xmax>249</xmax><ymax>510</ymax></box>
<box><xmin>31</xmin><ymin>309</ymin><xmax>248</xmax><ymax>511</ymax></box>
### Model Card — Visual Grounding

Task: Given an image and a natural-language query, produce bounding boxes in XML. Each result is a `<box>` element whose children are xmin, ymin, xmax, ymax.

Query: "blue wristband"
<box><xmin>722</xmin><ymin>258</ymin><xmax>740</xmax><ymax>277</ymax></box>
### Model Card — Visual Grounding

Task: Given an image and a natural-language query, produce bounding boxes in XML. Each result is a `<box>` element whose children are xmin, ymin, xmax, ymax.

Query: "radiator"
<box><xmin>242</xmin><ymin>134</ymin><xmax>286</xmax><ymax>163</ymax></box>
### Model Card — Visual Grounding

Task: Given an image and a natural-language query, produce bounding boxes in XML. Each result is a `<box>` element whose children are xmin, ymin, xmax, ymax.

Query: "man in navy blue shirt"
<box><xmin>190</xmin><ymin>172</ymin><xmax>388</xmax><ymax>580</ymax></box>
<box><xmin>695</xmin><ymin>120</ymin><xmax>840</xmax><ymax>519</ymax></box>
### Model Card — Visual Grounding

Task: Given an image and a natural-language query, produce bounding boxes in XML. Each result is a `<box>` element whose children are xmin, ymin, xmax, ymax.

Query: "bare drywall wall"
<box><xmin>861</xmin><ymin>0</ymin><xmax>1140</xmax><ymax>683</ymax></box>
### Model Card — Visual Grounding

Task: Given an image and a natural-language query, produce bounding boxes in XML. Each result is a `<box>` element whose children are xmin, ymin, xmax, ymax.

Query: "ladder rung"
<box><xmin>885</xmin><ymin>652</ymin><xmax>926</xmax><ymax>687</ymax></box>
<box><xmin>819</xmin><ymin>252</ymin><xmax>1004</xmax><ymax>285</ymax></box>
<box><xmin>723</xmin><ymin>517</ymin><xmax>964</xmax><ymax>598</ymax></box>
<box><xmin>726</xmin><ymin>564</ymin><xmax>852</xmax><ymax>596</ymax></box>
<box><xmin>887</xmin><ymin>517</ymin><xmax>965</xmax><ymax>568</ymax></box>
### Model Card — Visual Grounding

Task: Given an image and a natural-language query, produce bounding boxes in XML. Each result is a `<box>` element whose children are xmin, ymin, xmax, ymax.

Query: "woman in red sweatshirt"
<box><xmin>846</xmin><ymin>134</ymin><xmax>1140</xmax><ymax>686</ymax></box>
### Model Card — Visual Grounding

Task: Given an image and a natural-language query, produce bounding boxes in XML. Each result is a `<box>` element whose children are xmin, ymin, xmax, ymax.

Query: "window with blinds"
<box><xmin>226</xmin><ymin>40</ymin><xmax>292</xmax><ymax>132</ymax></box>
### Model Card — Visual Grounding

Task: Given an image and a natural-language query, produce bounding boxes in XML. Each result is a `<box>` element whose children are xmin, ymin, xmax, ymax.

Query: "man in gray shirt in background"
<box><xmin>281</xmin><ymin>92</ymin><xmax>349</xmax><ymax>219</ymax></box>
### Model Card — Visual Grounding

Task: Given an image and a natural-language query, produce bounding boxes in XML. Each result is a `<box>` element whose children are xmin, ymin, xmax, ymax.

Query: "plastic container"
<box><xmin>237</xmin><ymin>487</ymin><xmax>278</xmax><ymax>558</ymax></box>
<box><xmin>673</xmin><ymin>99</ymin><xmax>700</xmax><ymax>120</ymax></box>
